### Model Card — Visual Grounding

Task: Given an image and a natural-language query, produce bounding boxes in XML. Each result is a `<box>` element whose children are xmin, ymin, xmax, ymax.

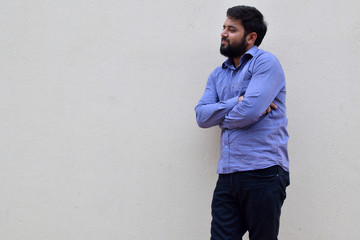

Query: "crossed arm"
<box><xmin>238</xmin><ymin>95</ymin><xmax>277</xmax><ymax>116</ymax></box>
<box><xmin>195</xmin><ymin>93</ymin><xmax>277</xmax><ymax>129</ymax></box>
<box><xmin>195</xmin><ymin>54</ymin><xmax>285</xmax><ymax>130</ymax></box>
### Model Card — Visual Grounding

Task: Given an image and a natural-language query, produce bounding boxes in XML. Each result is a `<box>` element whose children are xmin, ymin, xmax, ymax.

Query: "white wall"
<box><xmin>1</xmin><ymin>0</ymin><xmax>359</xmax><ymax>239</ymax></box>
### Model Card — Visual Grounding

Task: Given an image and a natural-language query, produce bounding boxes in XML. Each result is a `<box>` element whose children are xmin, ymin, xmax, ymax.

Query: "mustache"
<box><xmin>221</xmin><ymin>38</ymin><xmax>229</xmax><ymax>42</ymax></box>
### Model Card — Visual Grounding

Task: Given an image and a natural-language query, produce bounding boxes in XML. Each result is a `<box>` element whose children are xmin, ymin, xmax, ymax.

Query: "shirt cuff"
<box><xmin>223</xmin><ymin>96</ymin><xmax>239</xmax><ymax>111</ymax></box>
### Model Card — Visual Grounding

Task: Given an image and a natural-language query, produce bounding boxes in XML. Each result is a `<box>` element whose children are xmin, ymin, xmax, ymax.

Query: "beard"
<box><xmin>220</xmin><ymin>35</ymin><xmax>248</xmax><ymax>58</ymax></box>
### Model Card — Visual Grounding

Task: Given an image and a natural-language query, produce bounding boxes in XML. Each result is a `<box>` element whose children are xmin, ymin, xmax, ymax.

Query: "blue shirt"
<box><xmin>195</xmin><ymin>46</ymin><xmax>289</xmax><ymax>174</ymax></box>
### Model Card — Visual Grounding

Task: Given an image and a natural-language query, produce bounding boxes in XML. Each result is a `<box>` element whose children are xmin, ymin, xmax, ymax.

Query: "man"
<box><xmin>195</xmin><ymin>5</ymin><xmax>290</xmax><ymax>240</ymax></box>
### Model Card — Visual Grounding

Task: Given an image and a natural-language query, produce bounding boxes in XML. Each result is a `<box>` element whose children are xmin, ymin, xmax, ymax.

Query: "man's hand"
<box><xmin>263</xmin><ymin>103</ymin><xmax>278</xmax><ymax>115</ymax></box>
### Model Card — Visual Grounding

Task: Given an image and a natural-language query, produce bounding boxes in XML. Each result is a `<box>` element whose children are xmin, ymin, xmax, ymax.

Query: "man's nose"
<box><xmin>221</xmin><ymin>30</ymin><xmax>228</xmax><ymax>38</ymax></box>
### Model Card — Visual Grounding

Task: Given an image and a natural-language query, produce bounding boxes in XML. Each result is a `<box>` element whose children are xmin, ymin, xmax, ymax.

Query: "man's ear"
<box><xmin>247</xmin><ymin>32</ymin><xmax>258</xmax><ymax>46</ymax></box>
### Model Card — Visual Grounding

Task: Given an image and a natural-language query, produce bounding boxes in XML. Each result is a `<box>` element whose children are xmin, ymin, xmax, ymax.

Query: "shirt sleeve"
<box><xmin>195</xmin><ymin>72</ymin><xmax>239</xmax><ymax>128</ymax></box>
<box><xmin>220</xmin><ymin>53</ymin><xmax>285</xmax><ymax>130</ymax></box>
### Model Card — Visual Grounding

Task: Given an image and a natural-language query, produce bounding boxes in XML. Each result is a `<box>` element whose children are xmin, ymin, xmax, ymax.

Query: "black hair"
<box><xmin>227</xmin><ymin>5</ymin><xmax>267</xmax><ymax>46</ymax></box>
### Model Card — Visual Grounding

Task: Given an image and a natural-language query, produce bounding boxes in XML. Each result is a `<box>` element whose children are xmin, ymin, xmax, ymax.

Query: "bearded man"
<box><xmin>195</xmin><ymin>5</ymin><xmax>290</xmax><ymax>240</ymax></box>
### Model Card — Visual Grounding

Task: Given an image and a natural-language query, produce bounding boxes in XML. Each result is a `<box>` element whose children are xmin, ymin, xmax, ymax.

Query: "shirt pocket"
<box><xmin>237</xmin><ymin>70</ymin><xmax>252</xmax><ymax>95</ymax></box>
<box><xmin>238</xmin><ymin>79</ymin><xmax>251</xmax><ymax>95</ymax></box>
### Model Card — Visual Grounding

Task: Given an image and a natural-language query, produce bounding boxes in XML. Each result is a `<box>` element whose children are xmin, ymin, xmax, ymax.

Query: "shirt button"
<box><xmin>225</xmin><ymin>146</ymin><xmax>229</xmax><ymax>149</ymax></box>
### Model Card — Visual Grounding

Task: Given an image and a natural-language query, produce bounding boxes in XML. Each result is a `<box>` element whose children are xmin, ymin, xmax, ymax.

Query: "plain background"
<box><xmin>1</xmin><ymin>0</ymin><xmax>360</xmax><ymax>239</ymax></box>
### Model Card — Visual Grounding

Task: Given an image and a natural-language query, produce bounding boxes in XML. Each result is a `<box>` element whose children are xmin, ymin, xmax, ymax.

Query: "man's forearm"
<box><xmin>195</xmin><ymin>96</ymin><xmax>239</xmax><ymax>128</ymax></box>
<box><xmin>219</xmin><ymin>96</ymin><xmax>277</xmax><ymax>130</ymax></box>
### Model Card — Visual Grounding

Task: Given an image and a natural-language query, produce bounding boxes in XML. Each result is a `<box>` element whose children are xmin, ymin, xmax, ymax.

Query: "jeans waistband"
<box><xmin>222</xmin><ymin>165</ymin><xmax>289</xmax><ymax>177</ymax></box>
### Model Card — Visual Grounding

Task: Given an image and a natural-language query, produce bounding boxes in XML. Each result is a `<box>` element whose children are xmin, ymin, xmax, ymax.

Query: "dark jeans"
<box><xmin>211</xmin><ymin>166</ymin><xmax>290</xmax><ymax>240</ymax></box>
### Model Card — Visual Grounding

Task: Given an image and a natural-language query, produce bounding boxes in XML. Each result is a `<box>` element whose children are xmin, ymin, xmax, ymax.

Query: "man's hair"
<box><xmin>227</xmin><ymin>5</ymin><xmax>267</xmax><ymax>46</ymax></box>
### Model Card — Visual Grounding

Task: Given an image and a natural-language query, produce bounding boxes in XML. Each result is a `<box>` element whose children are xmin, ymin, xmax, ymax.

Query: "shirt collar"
<box><xmin>222</xmin><ymin>45</ymin><xmax>259</xmax><ymax>69</ymax></box>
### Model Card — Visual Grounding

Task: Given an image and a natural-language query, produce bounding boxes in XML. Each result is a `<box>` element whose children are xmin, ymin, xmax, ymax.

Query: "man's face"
<box><xmin>220</xmin><ymin>17</ymin><xmax>248</xmax><ymax>58</ymax></box>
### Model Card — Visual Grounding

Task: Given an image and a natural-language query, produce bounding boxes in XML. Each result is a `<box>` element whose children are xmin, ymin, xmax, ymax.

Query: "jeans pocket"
<box><xmin>278</xmin><ymin>174</ymin><xmax>289</xmax><ymax>201</ymax></box>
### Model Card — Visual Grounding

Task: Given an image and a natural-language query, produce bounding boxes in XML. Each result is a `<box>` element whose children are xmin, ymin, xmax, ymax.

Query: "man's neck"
<box><xmin>233</xmin><ymin>57</ymin><xmax>241</xmax><ymax>68</ymax></box>
<box><xmin>232</xmin><ymin>45</ymin><xmax>255</xmax><ymax>68</ymax></box>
